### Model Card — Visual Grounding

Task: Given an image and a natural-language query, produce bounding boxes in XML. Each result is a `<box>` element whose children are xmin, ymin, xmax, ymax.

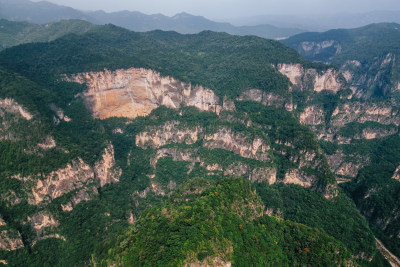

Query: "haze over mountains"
<box><xmin>0</xmin><ymin>0</ymin><xmax>304</xmax><ymax>39</ymax></box>
<box><xmin>1</xmin><ymin>0</ymin><xmax>400</xmax><ymax>266</ymax></box>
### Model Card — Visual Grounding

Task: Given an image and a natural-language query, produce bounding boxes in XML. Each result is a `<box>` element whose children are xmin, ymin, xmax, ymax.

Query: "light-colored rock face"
<box><xmin>331</xmin><ymin>102</ymin><xmax>400</xmax><ymax>127</ymax></box>
<box><xmin>283</xmin><ymin>169</ymin><xmax>314</xmax><ymax>188</ymax></box>
<box><xmin>277</xmin><ymin>64</ymin><xmax>344</xmax><ymax>93</ymax></box>
<box><xmin>94</xmin><ymin>144</ymin><xmax>122</xmax><ymax>187</ymax></box>
<box><xmin>37</xmin><ymin>135</ymin><xmax>56</xmax><ymax>150</ymax></box>
<box><xmin>204</xmin><ymin>127</ymin><xmax>270</xmax><ymax>161</ymax></box>
<box><xmin>237</xmin><ymin>89</ymin><xmax>288</xmax><ymax>110</ymax></box>
<box><xmin>327</xmin><ymin>151</ymin><xmax>369</xmax><ymax>178</ymax></box>
<box><xmin>300</xmin><ymin>105</ymin><xmax>324</xmax><ymax>126</ymax></box>
<box><xmin>27</xmin><ymin>211</ymin><xmax>65</xmax><ymax>244</ymax></box>
<box><xmin>313</xmin><ymin>69</ymin><xmax>342</xmax><ymax>93</ymax></box>
<box><xmin>0</xmin><ymin>190</ymin><xmax>21</xmax><ymax>207</ymax></box>
<box><xmin>14</xmin><ymin>144</ymin><xmax>119</xmax><ymax>210</ymax></box>
<box><xmin>392</xmin><ymin>165</ymin><xmax>400</xmax><ymax>182</ymax></box>
<box><xmin>29</xmin><ymin>158</ymin><xmax>95</xmax><ymax>205</ymax></box>
<box><xmin>136</xmin><ymin>121</ymin><xmax>202</xmax><ymax>149</ymax></box>
<box><xmin>68</xmin><ymin>68</ymin><xmax>221</xmax><ymax>119</ymax></box>
<box><xmin>148</xmin><ymin>147</ymin><xmax>276</xmax><ymax>185</ymax></box>
<box><xmin>0</xmin><ymin>230</ymin><xmax>24</xmax><ymax>251</ymax></box>
<box><xmin>300</xmin><ymin>40</ymin><xmax>341</xmax><ymax>57</ymax></box>
<box><xmin>49</xmin><ymin>104</ymin><xmax>71</xmax><ymax>124</ymax></box>
<box><xmin>360</xmin><ymin>128</ymin><xmax>397</xmax><ymax>140</ymax></box>
<box><xmin>0</xmin><ymin>98</ymin><xmax>33</xmax><ymax>120</ymax></box>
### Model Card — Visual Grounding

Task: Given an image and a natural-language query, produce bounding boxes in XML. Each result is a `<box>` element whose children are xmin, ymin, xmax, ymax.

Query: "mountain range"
<box><xmin>0</xmin><ymin>1</ymin><xmax>399</xmax><ymax>266</ymax></box>
<box><xmin>0</xmin><ymin>0</ymin><xmax>304</xmax><ymax>39</ymax></box>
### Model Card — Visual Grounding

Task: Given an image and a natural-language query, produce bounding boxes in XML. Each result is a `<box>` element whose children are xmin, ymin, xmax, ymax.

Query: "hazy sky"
<box><xmin>33</xmin><ymin>0</ymin><xmax>400</xmax><ymax>19</ymax></box>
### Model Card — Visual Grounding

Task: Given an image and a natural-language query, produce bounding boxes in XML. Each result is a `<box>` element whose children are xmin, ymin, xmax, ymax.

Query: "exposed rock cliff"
<box><xmin>330</xmin><ymin>102</ymin><xmax>400</xmax><ymax>127</ymax></box>
<box><xmin>392</xmin><ymin>165</ymin><xmax>400</xmax><ymax>182</ymax></box>
<box><xmin>135</xmin><ymin>121</ymin><xmax>202</xmax><ymax>149</ymax></box>
<box><xmin>300</xmin><ymin>105</ymin><xmax>325</xmax><ymax>126</ymax></box>
<box><xmin>0</xmin><ymin>229</ymin><xmax>24</xmax><ymax>251</ymax></box>
<box><xmin>283</xmin><ymin>169</ymin><xmax>314</xmax><ymax>188</ymax></box>
<box><xmin>28</xmin><ymin>158</ymin><xmax>95</xmax><ymax>205</ymax></box>
<box><xmin>26</xmin><ymin>211</ymin><xmax>66</xmax><ymax>245</ymax></box>
<box><xmin>203</xmin><ymin>127</ymin><xmax>270</xmax><ymax>161</ymax></box>
<box><xmin>277</xmin><ymin>64</ymin><xmax>344</xmax><ymax>93</ymax></box>
<box><xmin>13</xmin><ymin>144</ymin><xmax>120</xmax><ymax>210</ymax></box>
<box><xmin>237</xmin><ymin>89</ymin><xmax>288</xmax><ymax>109</ymax></box>
<box><xmin>327</xmin><ymin>151</ymin><xmax>369</xmax><ymax>178</ymax></box>
<box><xmin>94</xmin><ymin>144</ymin><xmax>122</xmax><ymax>187</ymax></box>
<box><xmin>68</xmin><ymin>68</ymin><xmax>223</xmax><ymax>119</ymax></box>
<box><xmin>0</xmin><ymin>98</ymin><xmax>33</xmax><ymax>120</ymax></box>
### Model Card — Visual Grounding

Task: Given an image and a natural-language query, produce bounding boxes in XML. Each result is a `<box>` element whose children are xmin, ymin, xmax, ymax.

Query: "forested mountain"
<box><xmin>0</xmin><ymin>19</ymin><xmax>96</xmax><ymax>51</ymax></box>
<box><xmin>0</xmin><ymin>0</ymin><xmax>304</xmax><ymax>39</ymax></box>
<box><xmin>282</xmin><ymin>23</ymin><xmax>400</xmax><ymax>98</ymax></box>
<box><xmin>0</xmin><ymin>22</ymin><xmax>397</xmax><ymax>266</ymax></box>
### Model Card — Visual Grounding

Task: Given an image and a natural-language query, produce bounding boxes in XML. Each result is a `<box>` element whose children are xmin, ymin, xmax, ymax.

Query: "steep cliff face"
<box><xmin>237</xmin><ymin>89</ymin><xmax>291</xmax><ymax>110</ymax></box>
<box><xmin>27</xmin><ymin>211</ymin><xmax>64</xmax><ymax>244</ymax></box>
<box><xmin>0</xmin><ymin>229</ymin><xmax>24</xmax><ymax>251</ymax></box>
<box><xmin>327</xmin><ymin>151</ymin><xmax>369</xmax><ymax>178</ymax></box>
<box><xmin>300</xmin><ymin>105</ymin><xmax>325</xmax><ymax>126</ymax></box>
<box><xmin>0</xmin><ymin>216</ymin><xmax>24</xmax><ymax>251</ymax></box>
<box><xmin>94</xmin><ymin>144</ymin><xmax>122</xmax><ymax>187</ymax></box>
<box><xmin>12</xmin><ymin>144</ymin><xmax>120</xmax><ymax>210</ymax></box>
<box><xmin>330</xmin><ymin>102</ymin><xmax>400</xmax><ymax>127</ymax></box>
<box><xmin>297</xmin><ymin>40</ymin><xmax>342</xmax><ymax>61</ymax></box>
<box><xmin>203</xmin><ymin>127</ymin><xmax>270</xmax><ymax>161</ymax></box>
<box><xmin>0</xmin><ymin>98</ymin><xmax>34</xmax><ymax>141</ymax></box>
<box><xmin>28</xmin><ymin>158</ymin><xmax>95</xmax><ymax>205</ymax></box>
<box><xmin>277</xmin><ymin>64</ymin><xmax>345</xmax><ymax>93</ymax></box>
<box><xmin>392</xmin><ymin>165</ymin><xmax>400</xmax><ymax>182</ymax></box>
<box><xmin>0</xmin><ymin>98</ymin><xmax>33</xmax><ymax>120</ymax></box>
<box><xmin>135</xmin><ymin>121</ymin><xmax>202</xmax><ymax>149</ymax></box>
<box><xmin>339</xmin><ymin>53</ymin><xmax>400</xmax><ymax>98</ymax></box>
<box><xmin>283</xmin><ymin>169</ymin><xmax>314</xmax><ymax>188</ymax></box>
<box><xmin>68</xmin><ymin>68</ymin><xmax>223</xmax><ymax>119</ymax></box>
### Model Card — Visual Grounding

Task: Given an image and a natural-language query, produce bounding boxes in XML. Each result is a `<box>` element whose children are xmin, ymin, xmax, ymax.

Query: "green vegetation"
<box><xmin>97</xmin><ymin>178</ymin><xmax>352</xmax><ymax>266</ymax></box>
<box><xmin>283</xmin><ymin>23</ymin><xmax>400</xmax><ymax>97</ymax></box>
<box><xmin>342</xmin><ymin>135</ymin><xmax>400</xmax><ymax>257</ymax></box>
<box><xmin>255</xmin><ymin>183</ymin><xmax>376</xmax><ymax>259</ymax></box>
<box><xmin>0</xmin><ymin>19</ymin><xmax>96</xmax><ymax>51</ymax></box>
<box><xmin>0</xmin><ymin>24</ymin><xmax>328</xmax><ymax>99</ymax></box>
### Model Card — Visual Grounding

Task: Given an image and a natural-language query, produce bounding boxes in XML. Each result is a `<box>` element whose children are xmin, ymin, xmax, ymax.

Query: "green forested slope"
<box><xmin>0</xmin><ymin>25</ymin><xmax>385</xmax><ymax>266</ymax></box>
<box><xmin>282</xmin><ymin>23</ymin><xmax>400</xmax><ymax>97</ymax></box>
<box><xmin>0</xmin><ymin>19</ymin><xmax>95</xmax><ymax>51</ymax></box>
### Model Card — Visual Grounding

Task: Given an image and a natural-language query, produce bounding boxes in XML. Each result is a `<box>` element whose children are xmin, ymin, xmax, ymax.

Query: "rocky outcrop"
<box><xmin>68</xmin><ymin>68</ymin><xmax>223</xmax><ymax>119</ymax></box>
<box><xmin>0</xmin><ymin>190</ymin><xmax>21</xmax><ymax>207</ymax></box>
<box><xmin>14</xmin><ymin>144</ymin><xmax>120</xmax><ymax>209</ymax></box>
<box><xmin>28</xmin><ymin>158</ymin><xmax>95</xmax><ymax>205</ymax></box>
<box><xmin>237</xmin><ymin>89</ymin><xmax>287</xmax><ymax>109</ymax></box>
<box><xmin>277</xmin><ymin>64</ymin><xmax>344</xmax><ymax>93</ymax></box>
<box><xmin>28</xmin><ymin>211</ymin><xmax>64</xmax><ymax>244</ymax></box>
<box><xmin>49</xmin><ymin>103</ymin><xmax>71</xmax><ymax>124</ymax></box>
<box><xmin>298</xmin><ymin>40</ymin><xmax>342</xmax><ymax>61</ymax></box>
<box><xmin>283</xmin><ymin>169</ymin><xmax>314</xmax><ymax>188</ymax></box>
<box><xmin>203</xmin><ymin>127</ymin><xmax>270</xmax><ymax>161</ymax></box>
<box><xmin>37</xmin><ymin>135</ymin><xmax>56</xmax><ymax>150</ymax></box>
<box><xmin>150</xmin><ymin>148</ymin><xmax>200</xmax><ymax>168</ymax></box>
<box><xmin>0</xmin><ymin>217</ymin><xmax>24</xmax><ymax>251</ymax></box>
<box><xmin>392</xmin><ymin>165</ymin><xmax>400</xmax><ymax>182</ymax></box>
<box><xmin>0</xmin><ymin>98</ymin><xmax>33</xmax><ymax>120</ymax></box>
<box><xmin>94</xmin><ymin>144</ymin><xmax>122</xmax><ymax>187</ymax></box>
<box><xmin>327</xmin><ymin>151</ymin><xmax>369</xmax><ymax>178</ymax></box>
<box><xmin>300</xmin><ymin>105</ymin><xmax>325</xmax><ymax>126</ymax></box>
<box><xmin>61</xmin><ymin>187</ymin><xmax>97</xmax><ymax>212</ymax></box>
<box><xmin>330</xmin><ymin>102</ymin><xmax>400</xmax><ymax>127</ymax></box>
<box><xmin>0</xmin><ymin>229</ymin><xmax>24</xmax><ymax>251</ymax></box>
<box><xmin>136</xmin><ymin>121</ymin><xmax>202</xmax><ymax>149</ymax></box>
